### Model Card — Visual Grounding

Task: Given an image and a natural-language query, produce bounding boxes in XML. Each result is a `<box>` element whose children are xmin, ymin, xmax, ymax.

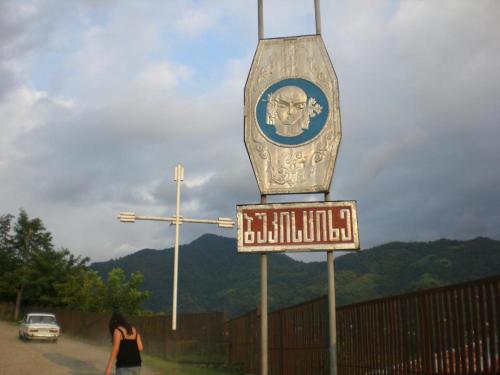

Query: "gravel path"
<box><xmin>0</xmin><ymin>320</ymin><xmax>156</xmax><ymax>375</ymax></box>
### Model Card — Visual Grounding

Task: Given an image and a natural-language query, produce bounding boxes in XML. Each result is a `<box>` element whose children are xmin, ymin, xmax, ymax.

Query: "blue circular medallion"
<box><xmin>256</xmin><ymin>78</ymin><xmax>329</xmax><ymax>146</ymax></box>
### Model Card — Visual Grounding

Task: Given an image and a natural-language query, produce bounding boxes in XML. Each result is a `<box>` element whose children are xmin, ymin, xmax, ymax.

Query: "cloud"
<box><xmin>176</xmin><ymin>8</ymin><xmax>219</xmax><ymax>38</ymax></box>
<box><xmin>0</xmin><ymin>0</ymin><xmax>498</xmax><ymax>264</ymax></box>
<box><xmin>136</xmin><ymin>62</ymin><xmax>191</xmax><ymax>91</ymax></box>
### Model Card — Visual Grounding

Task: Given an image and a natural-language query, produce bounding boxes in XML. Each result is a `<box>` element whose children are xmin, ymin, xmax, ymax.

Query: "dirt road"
<box><xmin>0</xmin><ymin>320</ymin><xmax>156</xmax><ymax>375</ymax></box>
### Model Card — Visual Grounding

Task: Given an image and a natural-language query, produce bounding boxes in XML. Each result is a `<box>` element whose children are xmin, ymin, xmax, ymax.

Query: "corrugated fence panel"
<box><xmin>279</xmin><ymin>297</ymin><xmax>329</xmax><ymax>375</ymax></box>
<box><xmin>226</xmin><ymin>276</ymin><xmax>499</xmax><ymax>375</ymax></box>
<box><xmin>224</xmin><ymin>309</ymin><xmax>259</xmax><ymax>374</ymax></box>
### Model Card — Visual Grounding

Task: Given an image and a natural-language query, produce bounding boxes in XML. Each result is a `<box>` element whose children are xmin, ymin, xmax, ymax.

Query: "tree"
<box><xmin>55</xmin><ymin>269</ymin><xmax>106</xmax><ymax>312</ymax></box>
<box><xmin>55</xmin><ymin>268</ymin><xmax>150</xmax><ymax>314</ymax></box>
<box><xmin>24</xmin><ymin>247</ymin><xmax>89</xmax><ymax>307</ymax></box>
<box><xmin>0</xmin><ymin>214</ymin><xmax>13</xmax><ymax>250</ymax></box>
<box><xmin>10</xmin><ymin>209</ymin><xmax>54</xmax><ymax>319</ymax></box>
<box><xmin>0</xmin><ymin>214</ymin><xmax>15</xmax><ymax>301</ymax></box>
<box><xmin>104</xmin><ymin>268</ymin><xmax>151</xmax><ymax>315</ymax></box>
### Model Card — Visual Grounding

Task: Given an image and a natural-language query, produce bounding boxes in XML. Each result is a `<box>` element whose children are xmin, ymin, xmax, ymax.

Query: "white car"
<box><xmin>19</xmin><ymin>313</ymin><xmax>60</xmax><ymax>342</ymax></box>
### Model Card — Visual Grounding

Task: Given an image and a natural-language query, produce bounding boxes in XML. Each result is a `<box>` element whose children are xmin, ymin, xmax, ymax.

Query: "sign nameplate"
<box><xmin>237</xmin><ymin>201</ymin><xmax>359</xmax><ymax>253</ymax></box>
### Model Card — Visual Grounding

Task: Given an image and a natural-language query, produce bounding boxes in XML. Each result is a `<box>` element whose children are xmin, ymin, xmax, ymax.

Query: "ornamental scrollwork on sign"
<box><xmin>251</xmin><ymin>128</ymin><xmax>269</xmax><ymax>160</ymax></box>
<box><xmin>269</xmin><ymin>150</ymin><xmax>307</xmax><ymax>187</ymax></box>
<box><xmin>312</xmin><ymin>130</ymin><xmax>336</xmax><ymax>165</ymax></box>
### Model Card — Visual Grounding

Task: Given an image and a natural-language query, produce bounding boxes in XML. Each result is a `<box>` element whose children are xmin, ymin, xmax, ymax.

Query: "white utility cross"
<box><xmin>117</xmin><ymin>164</ymin><xmax>234</xmax><ymax>330</ymax></box>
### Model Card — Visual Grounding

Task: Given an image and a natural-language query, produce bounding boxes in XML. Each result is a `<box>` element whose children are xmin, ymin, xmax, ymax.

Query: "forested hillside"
<box><xmin>91</xmin><ymin>234</ymin><xmax>500</xmax><ymax>317</ymax></box>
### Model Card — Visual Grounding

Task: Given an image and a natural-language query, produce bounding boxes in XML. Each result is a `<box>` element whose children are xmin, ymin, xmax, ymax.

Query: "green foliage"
<box><xmin>55</xmin><ymin>267</ymin><xmax>151</xmax><ymax>314</ymax></box>
<box><xmin>12</xmin><ymin>209</ymin><xmax>53</xmax><ymax>259</ymax></box>
<box><xmin>0</xmin><ymin>214</ymin><xmax>14</xmax><ymax>250</ymax></box>
<box><xmin>92</xmin><ymin>234</ymin><xmax>500</xmax><ymax>317</ymax></box>
<box><xmin>141</xmin><ymin>353</ymin><xmax>245</xmax><ymax>375</ymax></box>
<box><xmin>334</xmin><ymin>238</ymin><xmax>500</xmax><ymax>305</ymax></box>
<box><xmin>22</xmin><ymin>247</ymin><xmax>89</xmax><ymax>307</ymax></box>
<box><xmin>0</xmin><ymin>210</ymin><xmax>151</xmax><ymax>316</ymax></box>
<box><xmin>3</xmin><ymin>209</ymin><xmax>92</xmax><ymax>313</ymax></box>
<box><xmin>54</xmin><ymin>269</ymin><xmax>106</xmax><ymax>312</ymax></box>
<box><xmin>103</xmin><ymin>268</ymin><xmax>151</xmax><ymax>314</ymax></box>
<box><xmin>409</xmin><ymin>272</ymin><xmax>442</xmax><ymax>290</ymax></box>
<box><xmin>0</xmin><ymin>214</ymin><xmax>16</xmax><ymax>300</ymax></box>
<box><xmin>7</xmin><ymin>209</ymin><xmax>59</xmax><ymax>317</ymax></box>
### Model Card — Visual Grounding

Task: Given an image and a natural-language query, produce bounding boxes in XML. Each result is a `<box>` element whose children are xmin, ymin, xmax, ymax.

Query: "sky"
<box><xmin>1</xmin><ymin>0</ymin><xmax>499</xmax><ymax>262</ymax></box>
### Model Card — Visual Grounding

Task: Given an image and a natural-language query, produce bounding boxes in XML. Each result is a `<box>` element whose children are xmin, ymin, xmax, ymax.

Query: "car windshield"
<box><xmin>28</xmin><ymin>315</ymin><xmax>56</xmax><ymax>324</ymax></box>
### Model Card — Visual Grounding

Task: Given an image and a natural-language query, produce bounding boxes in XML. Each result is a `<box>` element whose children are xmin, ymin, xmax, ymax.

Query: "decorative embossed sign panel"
<box><xmin>237</xmin><ymin>201</ymin><xmax>359</xmax><ymax>253</ymax></box>
<box><xmin>244</xmin><ymin>35</ymin><xmax>341</xmax><ymax>194</ymax></box>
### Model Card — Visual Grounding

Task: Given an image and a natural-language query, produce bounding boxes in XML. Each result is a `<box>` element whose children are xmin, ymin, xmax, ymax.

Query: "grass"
<box><xmin>142</xmin><ymin>353</ymin><xmax>247</xmax><ymax>375</ymax></box>
<box><xmin>170</xmin><ymin>352</ymin><xmax>226</xmax><ymax>364</ymax></box>
<box><xmin>60</xmin><ymin>332</ymin><xmax>245</xmax><ymax>375</ymax></box>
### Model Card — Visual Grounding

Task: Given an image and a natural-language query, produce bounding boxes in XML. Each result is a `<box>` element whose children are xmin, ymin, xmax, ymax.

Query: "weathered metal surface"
<box><xmin>244</xmin><ymin>35</ymin><xmax>341</xmax><ymax>195</ymax></box>
<box><xmin>237</xmin><ymin>201</ymin><xmax>359</xmax><ymax>253</ymax></box>
<box><xmin>225</xmin><ymin>276</ymin><xmax>500</xmax><ymax>375</ymax></box>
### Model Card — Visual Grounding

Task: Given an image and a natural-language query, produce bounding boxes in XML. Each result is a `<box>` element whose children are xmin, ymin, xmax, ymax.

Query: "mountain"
<box><xmin>91</xmin><ymin>235</ymin><xmax>500</xmax><ymax>317</ymax></box>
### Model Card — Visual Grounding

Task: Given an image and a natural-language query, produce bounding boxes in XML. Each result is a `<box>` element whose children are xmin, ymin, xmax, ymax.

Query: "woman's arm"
<box><xmin>136</xmin><ymin>332</ymin><xmax>144</xmax><ymax>352</ymax></box>
<box><xmin>104</xmin><ymin>329</ymin><xmax>121</xmax><ymax>375</ymax></box>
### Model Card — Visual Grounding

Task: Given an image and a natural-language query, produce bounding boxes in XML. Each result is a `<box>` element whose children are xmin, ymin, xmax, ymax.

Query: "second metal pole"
<box><xmin>258</xmin><ymin>0</ymin><xmax>263</xmax><ymax>39</ymax></box>
<box><xmin>325</xmin><ymin>192</ymin><xmax>337</xmax><ymax>375</ymax></box>
<box><xmin>260</xmin><ymin>194</ymin><xmax>268</xmax><ymax>375</ymax></box>
<box><xmin>314</xmin><ymin>0</ymin><xmax>322</xmax><ymax>35</ymax></box>
<box><xmin>327</xmin><ymin>251</ymin><xmax>337</xmax><ymax>374</ymax></box>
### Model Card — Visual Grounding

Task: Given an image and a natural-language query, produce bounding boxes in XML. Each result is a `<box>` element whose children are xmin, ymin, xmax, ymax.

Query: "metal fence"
<box><xmin>225</xmin><ymin>276</ymin><xmax>500</xmax><ymax>374</ymax></box>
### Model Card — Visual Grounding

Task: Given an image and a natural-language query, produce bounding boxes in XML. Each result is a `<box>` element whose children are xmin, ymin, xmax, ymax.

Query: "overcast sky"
<box><xmin>1</xmin><ymin>0</ymin><xmax>499</xmax><ymax>262</ymax></box>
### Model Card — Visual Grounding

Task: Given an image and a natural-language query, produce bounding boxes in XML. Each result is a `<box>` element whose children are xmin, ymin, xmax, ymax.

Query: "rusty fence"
<box><xmin>225</xmin><ymin>276</ymin><xmax>500</xmax><ymax>374</ymax></box>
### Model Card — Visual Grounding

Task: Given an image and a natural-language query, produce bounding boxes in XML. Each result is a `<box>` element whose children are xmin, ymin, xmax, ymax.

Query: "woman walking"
<box><xmin>105</xmin><ymin>312</ymin><xmax>143</xmax><ymax>375</ymax></box>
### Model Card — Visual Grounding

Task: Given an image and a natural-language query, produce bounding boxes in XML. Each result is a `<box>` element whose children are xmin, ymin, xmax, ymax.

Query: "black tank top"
<box><xmin>116</xmin><ymin>327</ymin><xmax>142</xmax><ymax>368</ymax></box>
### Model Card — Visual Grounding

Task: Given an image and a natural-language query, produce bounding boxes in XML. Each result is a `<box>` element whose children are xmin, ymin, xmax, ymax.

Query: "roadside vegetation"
<box><xmin>0</xmin><ymin>209</ymin><xmax>150</xmax><ymax>319</ymax></box>
<box><xmin>142</xmin><ymin>353</ymin><xmax>248</xmax><ymax>375</ymax></box>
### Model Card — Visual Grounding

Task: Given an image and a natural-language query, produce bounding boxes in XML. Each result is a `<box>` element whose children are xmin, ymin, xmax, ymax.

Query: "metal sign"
<box><xmin>237</xmin><ymin>201</ymin><xmax>359</xmax><ymax>253</ymax></box>
<box><xmin>244</xmin><ymin>35</ymin><xmax>341</xmax><ymax>194</ymax></box>
<box><xmin>243</xmin><ymin>2</ymin><xmax>350</xmax><ymax>375</ymax></box>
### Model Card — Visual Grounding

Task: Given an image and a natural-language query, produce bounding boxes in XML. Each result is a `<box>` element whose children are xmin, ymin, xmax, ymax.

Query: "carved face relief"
<box><xmin>256</xmin><ymin>78</ymin><xmax>327</xmax><ymax>146</ymax></box>
<box><xmin>268</xmin><ymin>86</ymin><xmax>308</xmax><ymax>136</ymax></box>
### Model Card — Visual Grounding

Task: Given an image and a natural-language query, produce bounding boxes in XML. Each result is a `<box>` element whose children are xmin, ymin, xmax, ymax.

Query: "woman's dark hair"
<box><xmin>109</xmin><ymin>312</ymin><xmax>133</xmax><ymax>338</ymax></box>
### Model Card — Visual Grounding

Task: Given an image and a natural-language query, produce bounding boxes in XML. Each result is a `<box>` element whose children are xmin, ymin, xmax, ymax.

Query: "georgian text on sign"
<box><xmin>237</xmin><ymin>201</ymin><xmax>359</xmax><ymax>253</ymax></box>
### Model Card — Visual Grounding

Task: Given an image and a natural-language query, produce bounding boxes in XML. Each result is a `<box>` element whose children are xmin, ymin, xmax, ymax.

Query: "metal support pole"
<box><xmin>325</xmin><ymin>191</ymin><xmax>337</xmax><ymax>375</ymax></box>
<box><xmin>327</xmin><ymin>251</ymin><xmax>338</xmax><ymax>375</ymax></box>
<box><xmin>258</xmin><ymin>0</ymin><xmax>264</xmax><ymax>39</ymax></box>
<box><xmin>118</xmin><ymin>164</ymin><xmax>234</xmax><ymax>331</ymax></box>
<box><xmin>314</xmin><ymin>0</ymin><xmax>322</xmax><ymax>35</ymax></box>
<box><xmin>172</xmin><ymin>165</ymin><xmax>183</xmax><ymax>330</ymax></box>
<box><xmin>260</xmin><ymin>194</ymin><xmax>268</xmax><ymax>375</ymax></box>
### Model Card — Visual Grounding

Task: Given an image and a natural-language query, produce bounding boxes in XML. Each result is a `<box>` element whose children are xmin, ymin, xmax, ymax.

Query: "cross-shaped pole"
<box><xmin>117</xmin><ymin>164</ymin><xmax>234</xmax><ymax>330</ymax></box>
